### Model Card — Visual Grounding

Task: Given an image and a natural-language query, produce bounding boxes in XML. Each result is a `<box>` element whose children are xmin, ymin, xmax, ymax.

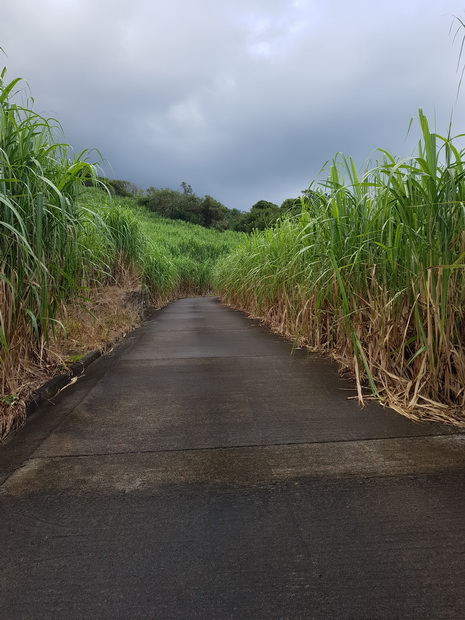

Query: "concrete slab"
<box><xmin>2</xmin><ymin>470</ymin><xmax>465</xmax><ymax>619</ymax></box>
<box><xmin>1</xmin><ymin>296</ymin><xmax>465</xmax><ymax>619</ymax></box>
<box><xmin>30</xmin><ymin>351</ymin><xmax>451</xmax><ymax>458</ymax></box>
<box><xmin>3</xmin><ymin>436</ymin><xmax>465</xmax><ymax>496</ymax></box>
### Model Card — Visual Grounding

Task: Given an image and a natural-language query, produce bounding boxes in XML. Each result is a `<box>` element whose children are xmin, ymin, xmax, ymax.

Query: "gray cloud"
<box><xmin>2</xmin><ymin>0</ymin><xmax>465</xmax><ymax>210</ymax></box>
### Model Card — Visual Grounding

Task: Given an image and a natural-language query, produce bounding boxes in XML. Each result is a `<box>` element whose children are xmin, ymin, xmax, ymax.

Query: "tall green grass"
<box><xmin>0</xmin><ymin>69</ymin><xmax>240</xmax><ymax>437</ymax></box>
<box><xmin>78</xmin><ymin>189</ymin><xmax>242</xmax><ymax>297</ymax></box>
<box><xmin>0</xmin><ymin>69</ymin><xmax>101</xmax><ymax>399</ymax></box>
<box><xmin>214</xmin><ymin>111</ymin><xmax>465</xmax><ymax>424</ymax></box>
<box><xmin>129</xmin><ymin>199</ymin><xmax>242</xmax><ymax>295</ymax></box>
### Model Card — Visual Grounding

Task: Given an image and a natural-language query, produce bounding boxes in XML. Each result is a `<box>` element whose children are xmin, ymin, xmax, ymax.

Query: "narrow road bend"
<box><xmin>1</xmin><ymin>297</ymin><xmax>465</xmax><ymax>619</ymax></box>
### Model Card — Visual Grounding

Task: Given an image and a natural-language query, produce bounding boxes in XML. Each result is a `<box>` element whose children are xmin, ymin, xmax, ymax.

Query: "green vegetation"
<box><xmin>96</xmin><ymin>177</ymin><xmax>139</xmax><ymax>198</ymax></box>
<box><xmin>80</xmin><ymin>189</ymin><xmax>242</xmax><ymax>297</ymax></box>
<box><xmin>5</xmin><ymin>55</ymin><xmax>464</xmax><ymax>434</ymax></box>
<box><xmin>136</xmin><ymin>183</ymin><xmax>307</xmax><ymax>232</ymax></box>
<box><xmin>214</xmin><ymin>110</ymin><xmax>465</xmax><ymax>425</ymax></box>
<box><xmin>0</xmin><ymin>69</ymin><xmax>240</xmax><ymax>438</ymax></box>
<box><xmin>238</xmin><ymin>200</ymin><xmax>280</xmax><ymax>233</ymax></box>
<box><xmin>139</xmin><ymin>183</ymin><xmax>242</xmax><ymax>231</ymax></box>
<box><xmin>0</xmin><ymin>67</ymin><xmax>99</xmax><ymax>403</ymax></box>
<box><xmin>237</xmin><ymin>198</ymin><xmax>313</xmax><ymax>232</ymax></box>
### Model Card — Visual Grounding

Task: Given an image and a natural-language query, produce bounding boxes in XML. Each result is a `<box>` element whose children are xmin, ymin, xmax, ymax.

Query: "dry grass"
<box><xmin>0</xmin><ymin>279</ymin><xmax>147</xmax><ymax>441</ymax></box>
<box><xmin>0</xmin><ymin>399</ymin><xmax>26</xmax><ymax>440</ymax></box>
<box><xmin>223</xmin><ymin>294</ymin><xmax>465</xmax><ymax>428</ymax></box>
<box><xmin>214</xmin><ymin>112</ymin><xmax>465</xmax><ymax>428</ymax></box>
<box><xmin>55</xmin><ymin>285</ymin><xmax>142</xmax><ymax>361</ymax></box>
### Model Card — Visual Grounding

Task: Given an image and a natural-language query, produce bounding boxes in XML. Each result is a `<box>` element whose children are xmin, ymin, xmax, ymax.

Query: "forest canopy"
<box><xmin>99</xmin><ymin>177</ymin><xmax>308</xmax><ymax>232</ymax></box>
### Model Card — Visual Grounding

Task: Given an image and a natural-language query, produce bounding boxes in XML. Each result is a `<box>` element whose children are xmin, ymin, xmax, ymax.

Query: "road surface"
<box><xmin>1</xmin><ymin>297</ymin><xmax>465</xmax><ymax>619</ymax></box>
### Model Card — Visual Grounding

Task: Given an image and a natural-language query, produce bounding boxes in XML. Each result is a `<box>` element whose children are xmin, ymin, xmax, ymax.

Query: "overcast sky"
<box><xmin>3</xmin><ymin>0</ymin><xmax>465</xmax><ymax>210</ymax></box>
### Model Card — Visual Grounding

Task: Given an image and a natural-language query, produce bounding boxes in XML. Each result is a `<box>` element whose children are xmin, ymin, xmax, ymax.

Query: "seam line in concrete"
<box><xmin>28</xmin><ymin>433</ymin><xmax>462</xmax><ymax>461</ymax></box>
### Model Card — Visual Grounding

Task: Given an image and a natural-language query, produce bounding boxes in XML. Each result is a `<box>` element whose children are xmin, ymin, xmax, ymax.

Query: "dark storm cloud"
<box><xmin>2</xmin><ymin>0</ymin><xmax>465</xmax><ymax>210</ymax></box>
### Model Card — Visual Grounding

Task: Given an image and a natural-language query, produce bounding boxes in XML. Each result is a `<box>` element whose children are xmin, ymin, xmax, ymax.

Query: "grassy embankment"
<box><xmin>58</xmin><ymin>188</ymin><xmax>242</xmax><ymax>363</ymax></box>
<box><xmin>0</xmin><ymin>70</ymin><xmax>240</xmax><ymax>438</ymax></box>
<box><xmin>215</xmin><ymin>111</ymin><xmax>465</xmax><ymax>426</ymax></box>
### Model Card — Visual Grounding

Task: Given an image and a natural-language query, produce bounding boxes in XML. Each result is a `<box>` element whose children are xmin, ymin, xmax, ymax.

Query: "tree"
<box><xmin>84</xmin><ymin>176</ymin><xmax>140</xmax><ymax>197</ymax></box>
<box><xmin>180</xmin><ymin>181</ymin><xmax>193</xmax><ymax>195</ymax></box>
<box><xmin>236</xmin><ymin>200</ymin><xmax>280</xmax><ymax>232</ymax></box>
<box><xmin>139</xmin><ymin>185</ymin><xmax>204</xmax><ymax>225</ymax></box>
<box><xmin>138</xmin><ymin>183</ymin><xmax>245</xmax><ymax>231</ymax></box>
<box><xmin>226</xmin><ymin>208</ymin><xmax>245</xmax><ymax>231</ymax></box>
<box><xmin>200</xmin><ymin>195</ymin><xmax>229</xmax><ymax>229</ymax></box>
<box><xmin>280</xmin><ymin>197</ymin><xmax>302</xmax><ymax>214</ymax></box>
<box><xmin>140</xmin><ymin>187</ymin><xmax>184</xmax><ymax>219</ymax></box>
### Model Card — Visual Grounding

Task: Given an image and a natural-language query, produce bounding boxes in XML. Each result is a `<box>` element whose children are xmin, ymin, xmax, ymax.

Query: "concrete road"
<box><xmin>1</xmin><ymin>297</ymin><xmax>465</xmax><ymax>619</ymax></box>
